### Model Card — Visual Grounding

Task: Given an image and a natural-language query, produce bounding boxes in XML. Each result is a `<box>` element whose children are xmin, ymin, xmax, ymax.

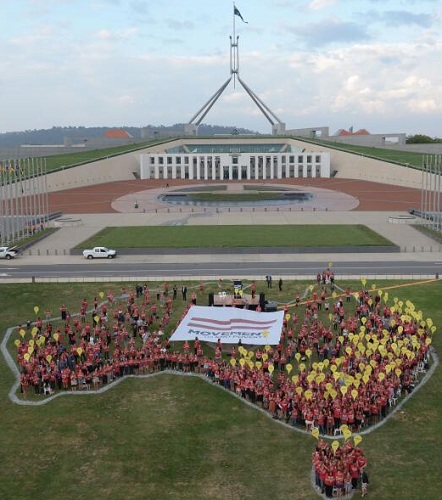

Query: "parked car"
<box><xmin>0</xmin><ymin>246</ymin><xmax>19</xmax><ymax>260</ymax></box>
<box><xmin>82</xmin><ymin>246</ymin><xmax>117</xmax><ymax>259</ymax></box>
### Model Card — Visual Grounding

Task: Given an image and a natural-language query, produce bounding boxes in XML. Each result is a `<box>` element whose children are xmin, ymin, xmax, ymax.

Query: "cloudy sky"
<box><xmin>1</xmin><ymin>0</ymin><xmax>441</xmax><ymax>136</ymax></box>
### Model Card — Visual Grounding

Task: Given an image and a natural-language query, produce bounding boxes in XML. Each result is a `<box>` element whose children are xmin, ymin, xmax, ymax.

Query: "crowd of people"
<box><xmin>312</xmin><ymin>439</ymin><xmax>369</xmax><ymax>498</ymax></box>
<box><xmin>13</xmin><ymin>274</ymin><xmax>434</xmax><ymax>496</ymax></box>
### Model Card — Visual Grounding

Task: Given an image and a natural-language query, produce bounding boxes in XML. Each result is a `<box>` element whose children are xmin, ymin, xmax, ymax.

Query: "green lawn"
<box><xmin>29</xmin><ymin>134</ymin><xmax>427</xmax><ymax>175</ymax></box>
<box><xmin>299</xmin><ymin>138</ymin><xmax>425</xmax><ymax>169</ymax></box>
<box><xmin>43</xmin><ymin>139</ymin><xmax>171</xmax><ymax>173</ymax></box>
<box><xmin>78</xmin><ymin>225</ymin><xmax>395</xmax><ymax>249</ymax></box>
<box><xmin>0</xmin><ymin>278</ymin><xmax>441</xmax><ymax>499</ymax></box>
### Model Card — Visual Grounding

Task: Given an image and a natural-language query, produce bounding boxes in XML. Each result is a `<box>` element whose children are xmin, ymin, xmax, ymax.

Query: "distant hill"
<box><xmin>0</xmin><ymin>124</ymin><xmax>259</xmax><ymax>147</ymax></box>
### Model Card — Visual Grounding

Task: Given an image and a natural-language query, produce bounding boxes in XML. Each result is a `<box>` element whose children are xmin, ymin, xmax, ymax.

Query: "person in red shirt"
<box><xmin>324</xmin><ymin>469</ymin><xmax>335</xmax><ymax>498</ymax></box>
<box><xmin>335</xmin><ymin>469</ymin><xmax>345</xmax><ymax>498</ymax></box>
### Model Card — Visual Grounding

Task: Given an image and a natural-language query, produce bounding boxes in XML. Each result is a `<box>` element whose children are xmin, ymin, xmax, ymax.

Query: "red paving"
<box><xmin>48</xmin><ymin>178</ymin><xmax>421</xmax><ymax>214</ymax></box>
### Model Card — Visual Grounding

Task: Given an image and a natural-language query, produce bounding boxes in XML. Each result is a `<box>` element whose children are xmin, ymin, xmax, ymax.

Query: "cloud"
<box><xmin>308</xmin><ymin>0</ymin><xmax>338</xmax><ymax>10</ymax></box>
<box><xmin>286</xmin><ymin>17</ymin><xmax>372</xmax><ymax>48</ymax></box>
<box><xmin>370</xmin><ymin>10</ymin><xmax>434</xmax><ymax>28</ymax></box>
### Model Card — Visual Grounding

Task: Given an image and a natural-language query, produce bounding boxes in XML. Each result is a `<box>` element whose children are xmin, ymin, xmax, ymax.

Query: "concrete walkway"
<box><xmin>11</xmin><ymin>210</ymin><xmax>442</xmax><ymax>266</ymax></box>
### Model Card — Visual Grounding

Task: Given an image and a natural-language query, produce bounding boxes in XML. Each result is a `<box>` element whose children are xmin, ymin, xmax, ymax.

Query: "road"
<box><xmin>1</xmin><ymin>259</ymin><xmax>441</xmax><ymax>280</ymax></box>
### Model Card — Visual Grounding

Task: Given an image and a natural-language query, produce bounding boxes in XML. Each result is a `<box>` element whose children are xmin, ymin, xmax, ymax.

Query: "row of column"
<box><xmin>145</xmin><ymin>154</ymin><xmax>327</xmax><ymax>180</ymax></box>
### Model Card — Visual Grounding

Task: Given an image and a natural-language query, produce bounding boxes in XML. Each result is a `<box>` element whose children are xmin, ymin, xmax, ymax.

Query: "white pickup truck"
<box><xmin>0</xmin><ymin>246</ymin><xmax>19</xmax><ymax>260</ymax></box>
<box><xmin>82</xmin><ymin>246</ymin><xmax>117</xmax><ymax>259</ymax></box>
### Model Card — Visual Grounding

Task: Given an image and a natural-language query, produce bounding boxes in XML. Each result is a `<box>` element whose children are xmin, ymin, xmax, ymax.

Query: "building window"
<box><xmin>307</xmin><ymin>155</ymin><xmax>312</xmax><ymax>163</ymax></box>
<box><xmin>298</xmin><ymin>156</ymin><xmax>303</xmax><ymax>163</ymax></box>
<box><xmin>150</xmin><ymin>157</ymin><xmax>155</xmax><ymax>164</ymax></box>
<box><xmin>167</xmin><ymin>157</ymin><xmax>172</xmax><ymax>165</ymax></box>
<box><xmin>159</xmin><ymin>157</ymin><xmax>164</xmax><ymax>165</ymax></box>
<box><xmin>184</xmin><ymin>156</ymin><xmax>189</xmax><ymax>164</ymax></box>
<box><xmin>289</xmin><ymin>155</ymin><xmax>294</xmax><ymax>163</ymax></box>
<box><xmin>176</xmin><ymin>157</ymin><xmax>181</xmax><ymax>164</ymax></box>
<box><xmin>315</xmin><ymin>155</ymin><xmax>321</xmax><ymax>163</ymax></box>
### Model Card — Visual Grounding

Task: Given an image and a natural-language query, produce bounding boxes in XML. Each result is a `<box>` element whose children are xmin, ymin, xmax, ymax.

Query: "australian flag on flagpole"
<box><xmin>234</xmin><ymin>5</ymin><xmax>248</xmax><ymax>23</ymax></box>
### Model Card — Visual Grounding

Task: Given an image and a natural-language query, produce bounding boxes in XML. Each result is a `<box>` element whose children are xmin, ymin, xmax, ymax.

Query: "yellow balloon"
<box><xmin>239</xmin><ymin>358</ymin><xmax>246</xmax><ymax>366</ymax></box>
<box><xmin>19</xmin><ymin>329</ymin><xmax>26</xmax><ymax>338</ymax></box>
<box><xmin>354</xmin><ymin>435</ymin><xmax>363</xmax><ymax>446</ymax></box>
<box><xmin>340</xmin><ymin>386</ymin><xmax>348</xmax><ymax>396</ymax></box>
<box><xmin>46</xmin><ymin>355</ymin><xmax>52</xmax><ymax>363</ymax></box>
<box><xmin>305</xmin><ymin>349</ymin><xmax>312</xmax><ymax>358</ymax></box>
<box><xmin>296</xmin><ymin>386</ymin><xmax>303</xmax><ymax>395</ymax></box>
<box><xmin>291</xmin><ymin>375</ymin><xmax>299</xmax><ymax>384</ymax></box>
<box><xmin>14</xmin><ymin>339</ymin><xmax>20</xmax><ymax>347</ymax></box>
<box><xmin>230</xmin><ymin>358</ymin><xmax>236</xmax><ymax>366</ymax></box>
<box><xmin>331</xmin><ymin>441</ymin><xmax>340</xmax><ymax>453</ymax></box>
<box><xmin>295</xmin><ymin>353</ymin><xmax>301</xmax><ymax>362</ymax></box>
<box><xmin>351</xmin><ymin>389</ymin><xmax>358</xmax><ymax>400</ymax></box>
<box><xmin>248</xmin><ymin>351</ymin><xmax>254</xmax><ymax>358</ymax></box>
<box><xmin>262</xmin><ymin>353</ymin><xmax>268</xmax><ymax>362</ymax></box>
<box><xmin>343</xmin><ymin>428</ymin><xmax>352</xmax><ymax>441</ymax></box>
<box><xmin>286</xmin><ymin>363</ymin><xmax>293</xmax><ymax>374</ymax></box>
<box><xmin>34</xmin><ymin>306</ymin><xmax>39</xmax><ymax>314</ymax></box>
<box><xmin>265</xmin><ymin>345</ymin><xmax>271</xmax><ymax>352</ymax></box>
<box><xmin>285</xmin><ymin>313</ymin><xmax>291</xmax><ymax>321</ymax></box>
<box><xmin>299</xmin><ymin>363</ymin><xmax>306</xmax><ymax>372</ymax></box>
<box><xmin>24</xmin><ymin>352</ymin><xmax>31</xmax><ymax>361</ymax></box>
<box><xmin>99</xmin><ymin>291</ymin><xmax>104</xmax><ymax>298</ymax></box>
<box><xmin>248</xmin><ymin>361</ymin><xmax>254</xmax><ymax>369</ymax></box>
<box><xmin>77</xmin><ymin>347</ymin><xmax>83</xmax><ymax>356</ymax></box>
<box><xmin>255</xmin><ymin>361</ymin><xmax>262</xmax><ymax>370</ymax></box>
<box><xmin>311</xmin><ymin>427</ymin><xmax>320</xmax><ymax>440</ymax></box>
<box><xmin>268</xmin><ymin>364</ymin><xmax>274</xmax><ymax>374</ymax></box>
<box><xmin>53</xmin><ymin>333</ymin><xmax>59</xmax><ymax>341</ymax></box>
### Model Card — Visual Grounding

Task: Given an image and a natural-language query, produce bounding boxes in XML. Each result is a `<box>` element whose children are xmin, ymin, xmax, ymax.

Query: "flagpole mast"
<box><xmin>232</xmin><ymin>2</ymin><xmax>237</xmax><ymax>88</ymax></box>
<box><xmin>186</xmin><ymin>3</ymin><xmax>286</xmax><ymax>136</ymax></box>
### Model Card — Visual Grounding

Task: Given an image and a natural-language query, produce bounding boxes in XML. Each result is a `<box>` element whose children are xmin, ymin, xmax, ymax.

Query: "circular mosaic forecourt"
<box><xmin>111</xmin><ymin>183</ymin><xmax>359</xmax><ymax>213</ymax></box>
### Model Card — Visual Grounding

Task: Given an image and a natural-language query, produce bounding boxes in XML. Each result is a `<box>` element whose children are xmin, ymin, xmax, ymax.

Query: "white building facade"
<box><xmin>140</xmin><ymin>151</ymin><xmax>331</xmax><ymax>181</ymax></box>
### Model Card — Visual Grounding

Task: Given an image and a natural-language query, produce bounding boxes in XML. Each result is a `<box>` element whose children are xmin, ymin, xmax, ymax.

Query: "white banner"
<box><xmin>169</xmin><ymin>305</ymin><xmax>284</xmax><ymax>345</ymax></box>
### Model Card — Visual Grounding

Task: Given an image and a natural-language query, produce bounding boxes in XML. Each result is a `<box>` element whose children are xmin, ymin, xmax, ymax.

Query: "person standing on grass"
<box><xmin>278</xmin><ymin>277</ymin><xmax>283</xmax><ymax>291</ymax></box>
<box><xmin>361</xmin><ymin>469</ymin><xmax>369</xmax><ymax>497</ymax></box>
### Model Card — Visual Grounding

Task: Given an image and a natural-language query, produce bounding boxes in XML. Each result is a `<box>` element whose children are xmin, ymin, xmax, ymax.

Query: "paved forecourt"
<box><xmin>13</xmin><ymin>209</ymin><xmax>441</xmax><ymax>268</ymax></box>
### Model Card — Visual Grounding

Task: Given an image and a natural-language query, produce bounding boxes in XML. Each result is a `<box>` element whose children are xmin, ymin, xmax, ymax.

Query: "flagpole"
<box><xmin>232</xmin><ymin>3</ymin><xmax>236</xmax><ymax>88</ymax></box>
<box><xmin>233</xmin><ymin>2</ymin><xmax>236</xmax><ymax>41</ymax></box>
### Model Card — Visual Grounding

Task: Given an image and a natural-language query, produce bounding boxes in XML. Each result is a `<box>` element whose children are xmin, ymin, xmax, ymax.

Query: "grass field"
<box><xmin>77</xmin><ymin>225</ymin><xmax>395</xmax><ymax>249</ymax></box>
<box><xmin>34</xmin><ymin>135</ymin><xmax>425</xmax><ymax>174</ymax></box>
<box><xmin>1</xmin><ymin>278</ymin><xmax>441</xmax><ymax>500</ymax></box>
<box><xmin>303</xmin><ymin>139</ymin><xmax>425</xmax><ymax>169</ymax></box>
